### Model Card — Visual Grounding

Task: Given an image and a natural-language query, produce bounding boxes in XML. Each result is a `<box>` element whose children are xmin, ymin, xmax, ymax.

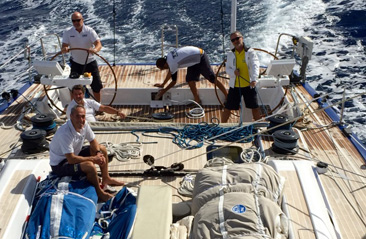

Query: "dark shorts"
<box><xmin>70</xmin><ymin>59</ymin><xmax>103</xmax><ymax>93</ymax></box>
<box><xmin>186</xmin><ymin>53</ymin><xmax>216</xmax><ymax>83</ymax></box>
<box><xmin>51</xmin><ymin>146</ymin><xmax>91</xmax><ymax>177</ymax></box>
<box><xmin>225</xmin><ymin>87</ymin><xmax>259</xmax><ymax>110</ymax></box>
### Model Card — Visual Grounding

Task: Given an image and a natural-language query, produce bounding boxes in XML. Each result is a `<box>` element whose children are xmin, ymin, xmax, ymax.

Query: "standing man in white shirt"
<box><xmin>61</xmin><ymin>12</ymin><xmax>103</xmax><ymax>102</ymax></box>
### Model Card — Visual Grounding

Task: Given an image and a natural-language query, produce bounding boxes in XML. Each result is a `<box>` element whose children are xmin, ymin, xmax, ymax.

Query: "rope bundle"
<box><xmin>159</xmin><ymin>123</ymin><xmax>256</xmax><ymax>149</ymax></box>
<box><xmin>101</xmin><ymin>141</ymin><xmax>142</xmax><ymax>162</ymax></box>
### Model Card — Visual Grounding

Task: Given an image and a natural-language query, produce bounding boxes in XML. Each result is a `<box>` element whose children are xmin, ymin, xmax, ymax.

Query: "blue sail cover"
<box><xmin>25</xmin><ymin>176</ymin><xmax>98</xmax><ymax>239</ymax></box>
<box><xmin>91</xmin><ymin>187</ymin><xmax>137</xmax><ymax>239</ymax></box>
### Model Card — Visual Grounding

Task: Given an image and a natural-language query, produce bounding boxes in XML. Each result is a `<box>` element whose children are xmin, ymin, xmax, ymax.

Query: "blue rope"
<box><xmin>160</xmin><ymin>123</ymin><xmax>256</xmax><ymax>149</ymax></box>
<box><xmin>129</xmin><ymin>123</ymin><xmax>256</xmax><ymax>149</ymax></box>
<box><xmin>32</xmin><ymin>121</ymin><xmax>57</xmax><ymax>131</ymax></box>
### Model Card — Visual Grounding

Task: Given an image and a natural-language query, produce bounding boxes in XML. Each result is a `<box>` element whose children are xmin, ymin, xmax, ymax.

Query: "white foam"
<box><xmin>0</xmin><ymin>0</ymin><xmax>365</xmax><ymax>142</ymax></box>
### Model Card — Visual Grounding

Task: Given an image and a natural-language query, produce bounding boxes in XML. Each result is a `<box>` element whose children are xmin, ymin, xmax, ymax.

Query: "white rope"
<box><xmin>168</xmin><ymin>99</ymin><xmax>205</xmax><ymax>119</ymax></box>
<box><xmin>184</xmin><ymin>100</ymin><xmax>205</xmax><ymax>119</ymax></box>
<box><xmin>102</xmin><ymin>141</ymin><xmax>142</xmax><ymax>162</ymax></box>
<box><xmin>218</xmin><ymin>165</ymin><xmax>228</xmax><ymax>239</ymax></box>
<box><xmin>253</xmin><ymin>164</ymin><xmax>266</xmax><ymax>235</ymax></box>
<box><xmin>240</xmin><ymin>146</ymin><xmax>263</xmax><ymax>163</ymax></box>
<box><xmin>0</xmin><ymin>122</ymin><xmax>14</xmax><ymax>130</ymax></box>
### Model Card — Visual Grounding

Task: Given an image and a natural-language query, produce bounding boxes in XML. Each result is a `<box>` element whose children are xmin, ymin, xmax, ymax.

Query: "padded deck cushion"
<box><xmin>131</xmin><ymin>185</ymin><xmax>172</xmax><ymax>239</ymax></box>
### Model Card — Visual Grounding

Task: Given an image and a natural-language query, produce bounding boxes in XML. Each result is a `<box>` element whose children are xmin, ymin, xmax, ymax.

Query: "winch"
<box><xmin>20</xmin><ymin>129</ymin><xmax>49</xmax><ymax>154</ymax></box>
<box><xmin>152</xmin><ymin>105</ymin><xmax>174</xmax><ymax>120</ymax></box>
<box><xmin>31</xmin><ymin>114</ymin><xmax>57</xmax><ymax>135</ymax></box>
<box><xmin>152</xmin><ymin>112</ymin><xmax>174</xmax><ymax>120</ymax></box>
<box><xmin>271</xmin><ymin>129</ymin><xmax>299</xmax><ymax>154</ymax></box>
<box><xmin>267</xmin><ymin>113</ymin><xmax>291</xmax><ymax>134</ymax></box>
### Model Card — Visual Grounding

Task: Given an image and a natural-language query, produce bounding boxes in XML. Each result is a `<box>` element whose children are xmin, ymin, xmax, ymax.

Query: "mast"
<box><xmin>113</xmin><ymin>0</ymin><xmax>116</xmax><ymax>66</ymax></box>
<box><xmin>231</xmin><ymin>0</ymin><xmax>237</xmax><ymax>33</ymax></box>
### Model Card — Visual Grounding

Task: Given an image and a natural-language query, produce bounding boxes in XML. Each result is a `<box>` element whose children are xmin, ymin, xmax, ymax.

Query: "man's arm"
<box><xmin>89</xmin><ymin>138</ymin><xmax>106</xmax><ymax>166</ymax></box>
<box><xmin>65</xmin><ymin>139</ymin><xmax>105</xmax><ymax>166</ymax></box>
<box><xmin>225</xmin><ymin>52</ymin><xmax>236</xmax><ymax>77</ymax></box>
<box><xmin>99</xmin><ymin>105</ymin><xmax>126</xmax><ymax>119</ymax></box>
<box><xmin>154</xmin><ymin>71</ymin><xmax>178</xmax><ymax>99</ymax></box>
<box><xmin>65</xmin><ymin>152</ymin><xmax>95</xmax><ymax>164</ymax></box>
<box><xmin>61</xmin><ymin>43</ymin><xmax>70</xmax><ymax>53</ymax></box>
<box><xmin>155</xmin><ymin>80</ymin><xmax>176</xmax><ymax>100</ymax></box>
<box><xmin>89</xmin><ymin>40</ymin><xmax>102</xmax><ymax>54</ymax></box>
<box><xmin>248</xmin><ymin>50</ymin><xmax>260</xmax><ymax>88</ymax></box>
<box><xmin>154</xmin><ymin>70</ymin><xmax>172</xmax><ymax>88</ymax></box>
<box><xmin>248</xmin><ymin>50</ymin><xmax>260</xmax><ymax>82</ymax></box>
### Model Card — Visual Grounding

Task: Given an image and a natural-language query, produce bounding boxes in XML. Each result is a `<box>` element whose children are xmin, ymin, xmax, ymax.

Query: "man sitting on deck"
<box><xmin>49</xmin><ymin>104</ymin><xmax>124</xmax><ymax>202</ymax></box>
<box><xmin>66</xmin><ymin>84</ymin><xmax>125</xmax><ymax>122</ymax></box>
<box><xmin>155</xmin><ymin>46</ymin><xmax>228</xmax><ymax>104</ymax></box>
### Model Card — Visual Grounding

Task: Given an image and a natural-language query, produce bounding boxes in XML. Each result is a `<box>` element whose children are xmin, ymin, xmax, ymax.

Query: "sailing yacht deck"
<box><xmin>0</xmin><ymin>64</ymin><xmax>365</xmax><ymax>238</ymax></box>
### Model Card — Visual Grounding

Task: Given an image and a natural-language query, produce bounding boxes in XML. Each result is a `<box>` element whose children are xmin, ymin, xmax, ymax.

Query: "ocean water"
<box><xmin>0</xmin><ymin>0</ymin><xmax>365</xmax><ymax>142</ymax></box>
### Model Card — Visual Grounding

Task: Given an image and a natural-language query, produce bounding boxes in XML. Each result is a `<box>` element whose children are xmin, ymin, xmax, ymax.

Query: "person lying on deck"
<box><xmin>49</xmin><ymin>104</ymin><xmax>124</xmax><ymax>202</ymax></box>
<box><xmin>66</xmin><ymin>84</ymin><xmax>125</xmax><ymax>122</ymax></box>
<box><xmin>155</xmin><ymin>46</ymin><xmax>228</xmax><ymax>104</ymax></box>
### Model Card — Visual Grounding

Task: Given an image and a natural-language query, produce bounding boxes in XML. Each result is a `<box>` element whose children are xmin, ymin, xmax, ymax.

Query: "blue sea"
<box><xmin>0</xmin><ymin>0</ymin><xmax>365</xmax><ymax>142</ymax></box>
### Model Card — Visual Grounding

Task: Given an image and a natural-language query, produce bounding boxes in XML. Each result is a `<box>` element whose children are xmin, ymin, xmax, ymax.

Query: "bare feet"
<box><xmin>102</xmin><ymin>177</ymin><xmax>125</xmax><ymax>187</ymax></box>
<box><xmin>102</xmin><ymin>184</ymin><xmax>117</xmax><ymax>193</ymax></box>
<box><xmin>98</xmin><ymin>191</ymin><xmax>114</xmax><ymax>202</ymax></box>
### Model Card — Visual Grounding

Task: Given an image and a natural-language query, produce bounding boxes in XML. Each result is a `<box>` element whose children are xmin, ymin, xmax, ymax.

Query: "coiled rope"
<box><xmin>240</xmin><ymin>146</ymin><xmax>265</xmax><ymax>163</ymax></box>
<box><xmin>185</xmin><ymin>100</ymin><xmax>205</xmax><ymax>119</ymax></box>
<box><xmin>157</xmin><ymin>122</ymin><xmax>256</xmax><ymax>149</ymax></box>
<box><xmin>101</xmin><ymin>141</ymin><xmax>142</xmax><ymax>162</ymax></box>
<box><xmin>126</xmin><ymin>121</ymin><xmax>256</xmax><ymax>149</ymax></box>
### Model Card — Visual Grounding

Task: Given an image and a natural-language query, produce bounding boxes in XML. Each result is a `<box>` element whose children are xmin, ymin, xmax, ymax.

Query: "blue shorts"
<box><xmin>51</xmin><ymin>146</ymin><xmax>91</xmax><ymax>177</ymax></box>
<box><xmin>225</xmin><ymin>87</ymin><xmax>259</xmax><ymax>110</ymax></box>
<box><xmin>70</xmin><ymin>59</ymin><xmax>103</xmax><ymax>93</ymax></box>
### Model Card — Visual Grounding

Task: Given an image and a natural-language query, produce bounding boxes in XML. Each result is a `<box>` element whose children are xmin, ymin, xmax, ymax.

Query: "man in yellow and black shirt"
<box><xmin>221</xmin><ymin>31</ymin><xmax>261</xmax><ymax>122</ymax></box>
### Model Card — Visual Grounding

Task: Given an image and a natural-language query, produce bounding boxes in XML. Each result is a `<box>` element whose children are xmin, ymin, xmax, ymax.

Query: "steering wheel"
<box><xmin>42</xmin><ymin>48</ymin><xmax>118</xmax><ymax>114</ymax></box>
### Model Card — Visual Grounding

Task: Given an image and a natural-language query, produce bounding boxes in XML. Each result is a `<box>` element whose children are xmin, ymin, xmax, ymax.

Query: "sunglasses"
<box><xmin>72</xmin><ymin>19</ymin><xmax>82</xmax><ymax>23</ymax></box>
<box><xmin>230</xmin><ymin>36</ymin><xmax>241</xmax><ymax>42</ymax></box>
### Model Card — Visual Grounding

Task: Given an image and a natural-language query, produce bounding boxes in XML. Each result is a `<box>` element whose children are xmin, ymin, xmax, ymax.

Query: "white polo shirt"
<box><xmin>66</xmin><ymin>98</ymin><xmax>101</xmax><ymax>122</ymax></box>
<box><xmin>166</xmin><ymin>46</ymin><xmax>203</xmax><ymax>74</ymax></box>
<box><xmin>62</xmin><ymin>25</ymin><xmax>100</xmax><ymax>64</ymax></box>
<box><xmin>49</xmin><ymin>120</ymin><xmax>95</xmax><ymax>166</ymax></box>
